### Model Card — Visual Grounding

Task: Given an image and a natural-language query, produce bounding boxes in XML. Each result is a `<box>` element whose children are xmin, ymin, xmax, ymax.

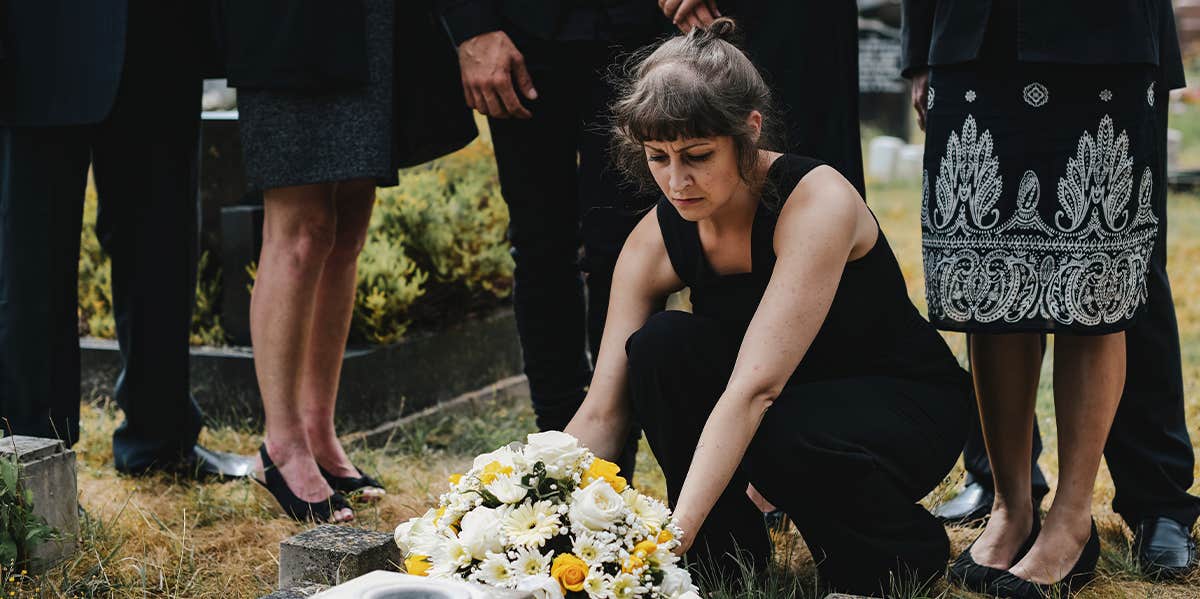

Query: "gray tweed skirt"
<box><xmin>237</xmin><ymin>0</ymin><xmax>398</xmax><ymax>191</ymax></box>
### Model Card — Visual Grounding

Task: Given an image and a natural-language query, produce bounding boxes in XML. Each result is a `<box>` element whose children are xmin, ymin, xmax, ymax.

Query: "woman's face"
<box><xmin>644</xmin><ymin>136</ymin><xmax>743</xmax><ymax>222</ymax></box>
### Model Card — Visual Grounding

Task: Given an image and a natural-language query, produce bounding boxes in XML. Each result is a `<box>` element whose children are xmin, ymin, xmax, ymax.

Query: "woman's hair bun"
<box><xmin>706</xmin><ymin>17</ymin><xmax>737</xmax><ymax>41</ymax></box>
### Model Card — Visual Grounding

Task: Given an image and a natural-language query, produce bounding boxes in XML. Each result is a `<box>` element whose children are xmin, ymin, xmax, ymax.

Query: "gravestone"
<box><xmin>858</xmin><ymin>17</ymin><xmax>911</xmax><ymax>140</ymax></box>
<box><xmin>867</xmin><ymin>136</ymin><xmax>905</xmax><ymax>183</ymax></box>
<box><xmin>0</xmin><ymin>436</ymin><xmax>78</xmax><ymax>571</ymax></box>
<box><xmin>279</xmin><ymin>525</ymin><xmax>402</xmax><ymax>589</ymax></box>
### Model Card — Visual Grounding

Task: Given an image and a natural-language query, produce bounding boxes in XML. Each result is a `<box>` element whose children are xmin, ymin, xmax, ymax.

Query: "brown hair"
<box><xmin>609</xmin><ymin>18</ymin><xmax>782</xmax><ymax>195</ymax></box>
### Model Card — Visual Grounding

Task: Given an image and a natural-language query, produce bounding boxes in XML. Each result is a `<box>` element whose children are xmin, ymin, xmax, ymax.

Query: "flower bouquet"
<box><xmin>394</xmin><ymin>431</ymin><xmax>701</xmax><ymax>599</ymax></box>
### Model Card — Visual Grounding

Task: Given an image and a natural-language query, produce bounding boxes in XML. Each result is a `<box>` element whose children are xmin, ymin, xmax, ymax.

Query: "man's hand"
<box><xmin>457</xmin><ymin>31</ymin><xmax>537</xmax><ymax>119</ymax></box>
<box><xmin>659</xmin><ymin>0</ymin><xmax>721</xmax><ymax>33</ymax></box>
<box><xmin>911</xmin><ymin>69</ymin><xmax>930</xmax><ymax>131</ymax></box>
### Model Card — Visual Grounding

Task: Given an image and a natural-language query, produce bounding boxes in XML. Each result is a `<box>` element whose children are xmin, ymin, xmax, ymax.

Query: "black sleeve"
<box><xmin>900</xmin><ymin>0</ymin><xmax>936</xmax><ymax>79</ymax></box>
<box><xmin>437</xmin><ymin>0</ymin><xmax>503</xmax><ymax>46</ymax></box>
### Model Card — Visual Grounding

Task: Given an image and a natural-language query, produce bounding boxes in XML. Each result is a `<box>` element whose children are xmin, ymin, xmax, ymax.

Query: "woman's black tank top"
<box><xmin>656</xmin><ymin>154</ymin><xmax>966</xmax><ymax>385</ymax></box>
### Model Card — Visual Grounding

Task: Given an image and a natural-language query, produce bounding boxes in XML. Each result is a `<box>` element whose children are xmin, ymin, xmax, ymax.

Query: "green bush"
<box><xmin>78</xmin><ymin>139</ymin><xmax>513</xmax><ymax>346</ymax></box>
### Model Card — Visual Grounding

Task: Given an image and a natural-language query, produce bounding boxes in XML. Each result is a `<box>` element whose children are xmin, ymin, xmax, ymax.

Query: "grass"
<box><xmin>15</xmin><ymin>103</ymin><xmax>1200</xmax><ymax>597</ymax></box>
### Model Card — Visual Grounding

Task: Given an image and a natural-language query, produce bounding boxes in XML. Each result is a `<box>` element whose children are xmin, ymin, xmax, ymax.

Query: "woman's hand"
<box><xmin>670</xmin><ymin>511</ymin><xmax>701</xmax><ymax>556</ymax></box>
<box><xmin>659</xmin><ymin>0</ymin><xmax>721</xmax><ymax>32</ymax></box>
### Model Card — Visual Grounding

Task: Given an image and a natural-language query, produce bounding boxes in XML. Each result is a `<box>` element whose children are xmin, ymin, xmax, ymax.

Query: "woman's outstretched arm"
<box><xmin>670</xmin><ymin>168</ymin><xmax>873</xmax><ymax>550</ymax></box>
<box><xmin>565</xmin><ymin>209</ymin><xmax>682</xmax><ymax>460</ymax></box>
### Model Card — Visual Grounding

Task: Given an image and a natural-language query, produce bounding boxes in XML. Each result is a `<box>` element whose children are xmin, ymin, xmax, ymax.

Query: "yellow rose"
<box><xmin>551</xmin><ymin>553</ymin><xmax>588</xmax><ymax>592</ymax></box>
<box><xmin>404</xmin><ymin>554</ymin><xmax>431</xmax><ymax>576</ymax></box>
<box><xmin>657</xmin><ymin>529</ymin><xmax>674</xmax><ymax>544</ymax></box>
<box><xmin>583</xmin><ymin>458</ymin><xmax>627</xmax><ymax>492</ymax></box>
<box><xmin>633</xmin><ymin>540</ymin><xmax>658</xmax><ymax>558</ymax></box>
<box><xmin>448</xmin><ymin>473</ymin><xmax>463</xmax><ymax>485</ymax></box>
<box><xmin>479</xmin><ymin>460</ymin><xmax>514</xmax><ymax>485</ymax></box>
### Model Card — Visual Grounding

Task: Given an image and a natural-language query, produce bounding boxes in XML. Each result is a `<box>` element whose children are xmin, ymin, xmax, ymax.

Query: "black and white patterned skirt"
<box><xmin>921</xmin><ymin>61</ymin><xmax>1162</xmax><ymax>334</ymax></box>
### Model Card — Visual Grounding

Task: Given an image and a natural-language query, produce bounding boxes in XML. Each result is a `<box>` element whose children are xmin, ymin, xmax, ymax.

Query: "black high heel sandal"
<box><xmin>949</xmin><ymin>512</ymin><xmax>1042</xmax><ymax>592</ymax></box>
<box><xmin>318</xmin><ymin>463</ymin><xmax>386</xmax><ymax>501</ymax></box>
<box><xmin>256</xmin><ymin>445</ymin><xmax>352</xmax><ymax>522</ymax></box>
<box><xmin>989</xmin><ymin>519</ymin><xmax>1101</xmax><ymax>599</ymax></box>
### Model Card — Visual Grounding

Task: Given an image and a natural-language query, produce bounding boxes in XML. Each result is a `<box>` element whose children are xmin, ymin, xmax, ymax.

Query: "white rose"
<box><xmin>515</xmin><ymin>574</ymin><xmax>565</xmax><ymax>599</ymax></box>
<box><xmin>660</xmin><ymin>566</ymin><xmax>696</xmax><ymax>597</ymax></box>
<box><xmin>457</xmin><ymin>506</ymin><xmax>504</xmax><ymax>559</ymax></box>
<box><xmin>395</xmin><ymin>510</ymin><xmax>438</xmax><ymax>554</ymax></box>
<box><xmin>677</xmin><ymin>592</ymin><xmax>702</xmax><ymax>599</ymax></box>
<box><xmin>569</xmin><ymin>480</ymin><xmax>626</xmax><ymax>531</ymax></box>
<box><xmin>486</xmin><ymin>473</ymin><xmax>529</xmax><ymax>504</ymax></box>
<box><xmin>472</xmin><ymin>445</ymin><xmax>522</xmax><ymax>472</ymax></box>
<box><xmin>524</xmin><ymin>431</ymin><xmax>589</xmax><ymax>477</ymax></box>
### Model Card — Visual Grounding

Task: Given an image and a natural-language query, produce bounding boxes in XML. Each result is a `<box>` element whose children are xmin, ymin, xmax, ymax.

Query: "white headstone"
<box><xmin>867</xmin><ymin>136</ymin><xmax>905</xmax><ymax>184</ymax></box>
<box><xmin>895</xmin><ymin>144</ymin><xmax>926</xmax><ymax>183</ymax></box>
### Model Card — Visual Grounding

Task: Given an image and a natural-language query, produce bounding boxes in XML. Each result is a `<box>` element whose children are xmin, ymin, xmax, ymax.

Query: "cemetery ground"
<box><xmin>13</xmin><ymin>178</ymin><xmax>1195</xmax><ymax>598</ymax></box>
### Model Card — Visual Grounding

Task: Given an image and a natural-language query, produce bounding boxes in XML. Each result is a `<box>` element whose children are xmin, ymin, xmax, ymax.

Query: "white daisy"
<box><xmin>572</xmin><ymin>531</ymin><xmax>615</xmax><ymax>565</ymax></box>
<box><xmin>502</xmin><ymin>500</ymin><xmax>561</xmax><ymax>547</ymax></box>
<box><xmin>622</xmin><ymin>490</ymin><xmax>670</xmax><ymax>532</ymax></box>
<box><xmin>510</xmin><ymin>546</ymin><xmax>552</xmax><ymax>578</ymax></box>
<box><xmin>610</xmin><ymin>572</ymin><xmax>645</xmax><ymax>598</ymax></box>
<box><xmin>583</xmin><ymin>568</ymin><xmax>613</xmax><ymax>598</ymax></box>
<box><xmin>475</xmin><ymin>551</ymin><xmax>515</xmax><ymax>587</ymax></box>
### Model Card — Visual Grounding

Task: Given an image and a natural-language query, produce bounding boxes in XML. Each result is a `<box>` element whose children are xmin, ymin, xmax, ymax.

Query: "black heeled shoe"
<box><xmin>949</xmin><ymin>513</ymin><xmax>1041</xmax><ymax>592</ymax></box>
<box><xmin>256</xmin><ymin>445</ymin><xmax>352</xmax><ymax>522</ymax></box>
<box><xmin>318</xmin><ymin>463</ymin><xmax>386</xmax><ymax>501</ymax></box>
<box><xmin>989</xmin><ymin>520</ymin><xmax>1101</xmax><ymax>599</ymax></box>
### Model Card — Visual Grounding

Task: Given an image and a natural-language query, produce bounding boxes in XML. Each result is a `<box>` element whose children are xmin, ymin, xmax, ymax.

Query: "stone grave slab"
<box><xmin>0</xmin><ymin>436</ymin><xmax>78</xmax><ymax>571</ymax></box>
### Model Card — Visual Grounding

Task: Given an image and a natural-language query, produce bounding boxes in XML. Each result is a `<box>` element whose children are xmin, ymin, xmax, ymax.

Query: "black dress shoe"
<box><xmin>989</xmin><ymin>519</ymin><xmax>1100</xmax><ymax>599</ymax></box>
<box><xmin>118</xmin><ymin>444</ymin><xmax>255</xmax><ymax>480</ymax></box>
<box><xmin>934</xmin><ymin>481</ymin><xmax>993</xmax><ymax>525</ymax></box>
<box><xmin>949</xmin><ymin>515</ymin><xmax>1041</xmax><ymax>592</ymax></box>
<box><xmin>1134</xmin><ymin>516</ymin><xmax>1198</xmax><ymax>580</ymax></box>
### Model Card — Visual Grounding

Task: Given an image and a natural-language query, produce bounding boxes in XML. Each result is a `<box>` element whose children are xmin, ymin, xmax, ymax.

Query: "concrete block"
<box><xmin>0</xmin><ymin>436</ymin><xmax>78</xmax><ymax>572</ymax></box>
<box><xmin>279</xmin><ymin>526</ymin><xmax>402</xmax><ymax>589</ymax></box>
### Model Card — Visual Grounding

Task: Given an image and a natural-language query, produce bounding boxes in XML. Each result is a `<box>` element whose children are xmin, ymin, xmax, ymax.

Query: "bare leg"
<box><xmin>969</xmin><ymin>333</ymin><xmax>1042</xmax><ymax>569</ymax></box>
<box><xmin>1010</xmin><ymin>332</ymin><xmax>1125</xmax><ymax>583</ymax></box>
<box><xmin>297</xmin><ymin>179</ymin><xmax>382</xmax><ymax>498</ymax></box>
<box><xmin>251</xmin><ymin>183</ymin><xmax>353</xmax><ymax>522</ymax></box>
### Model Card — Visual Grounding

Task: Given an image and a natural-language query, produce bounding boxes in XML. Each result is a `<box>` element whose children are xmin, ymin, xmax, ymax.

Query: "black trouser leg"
<box><xmin>487</xmin><ymin>49</ymin><xmax>591</xmax><ymax>436</ymax></box>
<box><xmin>753</xmin><ymin>377</ymin><xmax>967</xmax><ymax>595</ymax></box>
<box><xmin>0</xmin><ymin>126</ymin><xmax>91</xmax><ymax>446</ymax></box>
<box><xmin>626</xmin><ymin>312</ymin><xmax>771</xmax><ymax>579</ymax></box>
<box><xmin>627</xmin><ymin>311</ymin><xmax>969</xmax><ymax>594</ymax></box>
<box><xmin>1105</xmin><ymin>87</ymin><xmax>1199</xmax><ymax>526</ymax></box>
<box><xmin>98</xmin><ymin>0</ymin><xmax>204</xmax><ymax>471</ymax></box>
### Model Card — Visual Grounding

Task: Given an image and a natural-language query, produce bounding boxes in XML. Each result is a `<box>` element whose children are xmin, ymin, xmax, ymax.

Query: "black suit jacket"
<box><xmin>0</xmin><ymin>0</ymin><xmax>128</xmax><ymax>127</ymax></box>
<box><xmin>901</xmin><ymin>0</ymin><xmax>1185</xmax><ymax>86</ymax></box>
<box><xmin>438</xmin><ymin>0</ymin><xmax>659</xmax><ymax>44</ymax></box>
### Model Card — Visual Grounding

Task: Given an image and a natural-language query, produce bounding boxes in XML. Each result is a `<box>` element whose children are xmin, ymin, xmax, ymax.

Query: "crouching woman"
<box><xmin>564</xmin><ymin>19</ymin><xmax>970</xmax><ymax>595</ymax></box>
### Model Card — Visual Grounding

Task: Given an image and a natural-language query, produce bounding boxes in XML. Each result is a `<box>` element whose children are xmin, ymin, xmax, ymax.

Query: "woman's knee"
<box><xmin>625</xmin><ymin>311</ymin><xmax>705</xmax><ymax>371</ymax></box>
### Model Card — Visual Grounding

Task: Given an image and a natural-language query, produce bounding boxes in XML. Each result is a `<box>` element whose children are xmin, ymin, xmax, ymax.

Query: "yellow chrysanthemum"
<box><xmin>583</xmin><ymin>458</ymin><xmax>627</xmax><ymax>492</ymax></box>
<box><xmin>479</xmin><ymin>460</ymin><xmax>514</xmax><ymax>484</ymax></box>
<box><xmin>633</xmin><ymin>540</ymin><xmax>657</xmax><ymax>557</ymax></box>
<box><xmin>551</xmin><ymin>553</ymin><xmax>588</xmax><ymax>592</ymax></box>
<box><xmin>657</xmin><ymin>529</ymin><xmax>674</xmax><ymax>544</ymax></box>
<box><xmin>622</xmin><ymin>555</ymin><xmax>645</xmax><ymax>573</ymax></box>
<box><xmin>448</xmin><ymin>473</ymin><xmax>463</xmax><ymax>485</ymax></box>
<box><xmin>404</xmin><ymin>554</ymin><xmax>431</xmax><ymax>576</ymax></box>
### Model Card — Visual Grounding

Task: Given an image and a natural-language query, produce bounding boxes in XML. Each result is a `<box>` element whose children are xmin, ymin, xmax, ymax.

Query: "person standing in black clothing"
<box><xmin>438</xmin><ymin>0</ymin><xmax>664</xmax><ymax>475</ymax></box>
<box><xmin>0</xmin><ymin>0</ymin><xmax>249</xmax><ymax>477</ymax></box>
<box><xmin>903</xmin><ymin>0</ymin><xmax>1197</xmax><ymax>594</ymax></box>
<box><xmin>657</xmin><ymin>0</ymin><xmax>865</xmax><ymax>197</ymax></box>
<box><xmin>566</xmin><ymin>21</ymin><xmax>972</xmax><ymax>594</ymax></box>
